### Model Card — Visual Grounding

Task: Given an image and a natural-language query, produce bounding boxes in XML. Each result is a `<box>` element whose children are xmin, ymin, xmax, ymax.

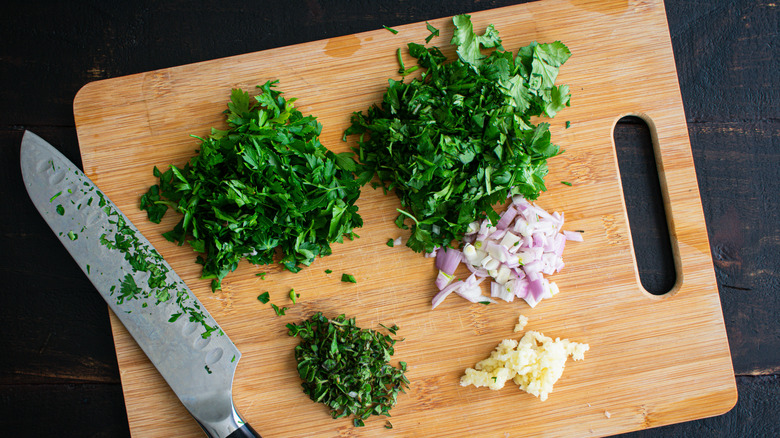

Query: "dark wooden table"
<box><xmin>1</xmin><ymin>1</ymin><xmax>777</xmax><ymax>436</ymax></box>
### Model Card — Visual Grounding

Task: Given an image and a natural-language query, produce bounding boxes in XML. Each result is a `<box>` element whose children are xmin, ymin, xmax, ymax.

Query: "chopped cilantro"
<box><xmin>561</xmin><ymin>181</ymin><xmax>573</xmax><ymax>186</ymax></box>
<box><xmin>325</xmin><ymin>269</ymin><xmax>332</xmax><ymax>274</ymax></box>
<box><xmin>341</xmin><ymin>273</ymin><xmax>357</xmax><ymax>283</ymax></box>
<box><xmin>56</xmin><ymin>205</ymin><xmax>65</xmax><ymax>215</ymax></box>
<box><xmin>566</xmin><ymin>120</ymin><xmax>571</xmax><ymax>129</ymax></box>
<box><xmin>257</xmin><ymin>292</ymin><xmax>270</xmax><ymax>304</ymax></box>
<box><xmin>386</xmin><ymin>238</ymin><xmax>395</xmax><ymax>247</ymax></box>
<box><xmin>346</xmin><ymin>15</ymin><xmax>571</xmax><ymax>253</ymax></box>
<box><xmin>255</xmin><ymin>272</ymin><xmax>266</xmax><ymax>279</ymax></box>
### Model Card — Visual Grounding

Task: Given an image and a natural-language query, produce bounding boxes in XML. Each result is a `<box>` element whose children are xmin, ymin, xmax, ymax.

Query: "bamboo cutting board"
<box><xmin>73</xmin><ymin>0</ymin><xmax>737</xmax><ymax>436</ymax></box>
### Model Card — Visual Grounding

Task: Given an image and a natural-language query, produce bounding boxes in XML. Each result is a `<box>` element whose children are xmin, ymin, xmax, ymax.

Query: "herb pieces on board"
<box><xmin>345</xmin><ymin>14</ymin><xmax>571</xmax><ymax>254</ymax></box>
<box><xmin>287</xmin><ymin>312</ymin><xmax>409</xmax><ymax>426</ymax></box>
<box><xmin>140</xmin><ymin>81</ymin><xmax>363</xmax><ymax>290</ymax></box>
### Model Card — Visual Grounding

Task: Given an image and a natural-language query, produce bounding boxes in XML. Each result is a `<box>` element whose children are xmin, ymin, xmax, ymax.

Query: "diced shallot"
<box><xmin>431</xmin><ymin>195</ymin><xmax>582</xmax><ymax>308</ymax></box>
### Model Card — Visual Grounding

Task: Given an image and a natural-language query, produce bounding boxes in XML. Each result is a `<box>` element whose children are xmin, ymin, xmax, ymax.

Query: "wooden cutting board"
<box><xmin>73</xmin><ymin>0</ymin><xmax>737</xmax><ymax>436</ymax></box>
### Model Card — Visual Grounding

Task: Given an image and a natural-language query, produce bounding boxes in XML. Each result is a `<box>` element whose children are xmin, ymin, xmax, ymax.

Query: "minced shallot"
<box><xmin>432</xmin><ymin>196</ymin><xmax>582</xmax><ymax>309</ymax></box>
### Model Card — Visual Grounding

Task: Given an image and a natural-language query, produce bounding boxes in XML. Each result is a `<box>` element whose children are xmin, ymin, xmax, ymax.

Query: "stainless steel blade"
<box><xmin>20</xmin><ymin>131</ymin><xmax>256</xmax><ymax>438</ymax></box>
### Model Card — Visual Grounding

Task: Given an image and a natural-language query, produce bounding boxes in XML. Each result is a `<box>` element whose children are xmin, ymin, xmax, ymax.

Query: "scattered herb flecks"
<box><xmin>287</xmin><ymin>313</ymin><xmax>409</xmax><ymax>426</ymax></box>
<box><xmin>425</xmin><ymin>22</ymin><xmax>439</xmax><ymax>44</ymax></box>
<box><xmin>345</xmin><ymin>14</ymin><xmax>571</xmax><ymax>253</ymax></box>
<box><xmin>271</xmin><ymin>303</ymin><xmax>288</xmax><ymax>316</ymax></box>
<box><xmin>561</xmin><ymin>181</ymin><xmax>573</xmax><ymax>186</ymax></box>
<box><xmin>140</xmin><ymin>81</ymin><xmax>363</xmax><ymax>291</ymax></box>
<box><xmin>96</xmin><ymin>192</ymin><xmax>219</xmax><ymax>338</ymax></box>
<box><xmin>383</xmin><ymin>25</ymin><xmax>399</xmax><ymax>34</ymax></box>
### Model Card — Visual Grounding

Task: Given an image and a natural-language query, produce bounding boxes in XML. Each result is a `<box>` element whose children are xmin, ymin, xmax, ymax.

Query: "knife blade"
<box><xmin>20</xmin><ymin>131</ymin><xmax>260</xmax><ymax>438</ymax></box>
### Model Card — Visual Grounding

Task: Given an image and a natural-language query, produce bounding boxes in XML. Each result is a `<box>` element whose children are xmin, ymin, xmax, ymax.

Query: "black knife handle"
<box><xmin>226</xmin><ymin>423</ymin><xmax>261</xmax><ymax>438</ymax></box>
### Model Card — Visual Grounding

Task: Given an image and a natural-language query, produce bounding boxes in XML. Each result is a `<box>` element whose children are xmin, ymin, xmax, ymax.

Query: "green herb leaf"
<box><xmin>451</xmin><ymin>14</ymin><xmax>502</xmax><ymax>67</ymax></box>
<box><xmin>271</xmin><ymin>303</ymin><xmax>287</xmax><ymax>316</ymax></box>
<box><xmin>341</xmin><ymin>273</ymin><xmax>357</xmax><ymax>283</ymax></box>
<box><xmin>257</xmin><ymin>292</ymin><xmax>270</xmax><ymax>304</ymax></box>
<box><xmin>382</xmin><ymin>25</ymin><xmax>399</xmax><ymax>34</ymax></box>
<box><xmin>289</xmin><ymin>289</ymin><xmax>298</xmax><ymax>304</ymax></box>
<box><xmin>386</xmin><ymin>238</ymin><xmax>395</xmax><ymax>247</ymax></box>
<box><xmin>425</xmin><ymin>22</ymin><xmax>439</xmax><ymax>44</ymax></box>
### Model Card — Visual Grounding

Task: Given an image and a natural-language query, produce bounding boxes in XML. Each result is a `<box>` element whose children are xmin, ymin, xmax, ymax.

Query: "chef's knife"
<box><xmin>20</xmin><ymin>131</ymin><xmax>260</xmax><ymax>438</ymax></box>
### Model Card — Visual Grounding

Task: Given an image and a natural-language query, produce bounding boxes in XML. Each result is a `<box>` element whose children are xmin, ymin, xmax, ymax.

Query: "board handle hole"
<box><xmin>614</xmin><ymin>116</ymin><xmax>677</xmax><ymax>296</ymax></box>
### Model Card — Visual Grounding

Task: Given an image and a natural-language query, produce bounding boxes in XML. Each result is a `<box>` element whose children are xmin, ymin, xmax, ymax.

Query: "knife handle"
<box><xmin>226</xmin><ymin>423</ymin><xmax>261</xmax><ymax>438</ymax></box>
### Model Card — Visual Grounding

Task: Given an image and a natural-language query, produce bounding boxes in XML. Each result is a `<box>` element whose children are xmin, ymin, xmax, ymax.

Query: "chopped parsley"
<box><xmin>325</xmin><ymin>269</ymin><xmax>333</xmax><ymax>274</ymax></box>
<box><xmin>561</xmin><ymin>181</ymin><xmax>573</xmax><ymax>186</ymax></box>
<box><xmin>386</xmin><ymin>238</ymin><xmax>395</xmax><ymax>247</ymax></box>
<box><xmin>341</xmin><ymin>273</ymin><xmax>357</xmax><ymax>283</ymax></box>
<box><xmin>257</xmin><ymin>292</ymin><xmax>270</xmax><ymax>304</ymax></box>
<box><xmin>140</xmin><ymin>81</ymin><xmax>363</xmax><ymax>291</ymax></box>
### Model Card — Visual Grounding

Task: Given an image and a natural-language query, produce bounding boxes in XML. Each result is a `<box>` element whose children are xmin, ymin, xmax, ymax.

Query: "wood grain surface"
<box><xmin>70</xmin><ymin>0</ymin><xmax>737</xmax><ymax>437</ymax></box>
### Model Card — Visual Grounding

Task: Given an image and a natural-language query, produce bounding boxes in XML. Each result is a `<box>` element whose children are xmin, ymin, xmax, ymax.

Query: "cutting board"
<box><xmin>73</xmin><ymin>0</ymin><xmax>737</xmax><ymax>436</ymax></box>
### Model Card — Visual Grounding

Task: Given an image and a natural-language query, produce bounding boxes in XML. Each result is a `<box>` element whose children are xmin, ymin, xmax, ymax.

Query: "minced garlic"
<box><xmin>460</xmin><ymin>330</ymin><xmax>588</xmax><ymax>401</ymax></box>
<box><xmin>513</xmin><ymin>314</ymin><xmax>529</xmax><ymax>332</ymax></box>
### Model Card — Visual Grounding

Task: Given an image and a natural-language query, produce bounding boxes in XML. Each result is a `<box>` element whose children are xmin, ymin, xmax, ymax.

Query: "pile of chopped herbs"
<box><xmin>287</xmin><ymin>312</ymin><xmax>409</xmax><ymax>427</ymax></box>
<box><xmin>346</xmin><ymin>15</ymin><xmax>572</xmax><ymax>253</ymax></box>
<box><xmin>141</xmin><ymin>81</ymin><xmax>363</xmax><ymax>290</ymax></box>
